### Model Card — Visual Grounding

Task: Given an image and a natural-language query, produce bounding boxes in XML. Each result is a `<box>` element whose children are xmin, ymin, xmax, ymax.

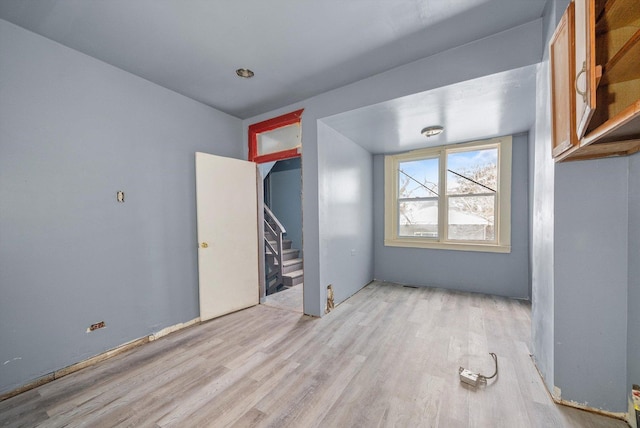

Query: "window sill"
<box><xmin>384</xmin><ymin>238</ymin><xmax>511</xmax><ymax>253</ymax></box>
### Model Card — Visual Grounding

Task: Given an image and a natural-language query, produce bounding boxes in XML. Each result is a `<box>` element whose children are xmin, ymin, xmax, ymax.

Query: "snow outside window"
<box><xmin>384</xmin><ymin>136</ymin><xmax>512</xmax><ymax>253</ymax></box>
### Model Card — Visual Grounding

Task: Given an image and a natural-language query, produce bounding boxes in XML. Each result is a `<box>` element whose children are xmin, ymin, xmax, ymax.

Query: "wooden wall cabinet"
<box><xmin>551</xmin><ymin>0</ymin><xmax>640</xmax><ymax>162</ymax></box>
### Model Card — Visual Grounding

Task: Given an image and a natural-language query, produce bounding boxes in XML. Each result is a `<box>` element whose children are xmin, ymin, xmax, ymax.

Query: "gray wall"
<box><xmin>532</xmin><ymin>0</ymin><xmax>639</xmax><ymax>414</ymax></box>
<box><xmin>530</xmin><ymin>0</ymin><xmax>564</xmax><ymax>395</ymax></box>
<box><xmin>0</xmin><ymin>20</ymin><xmax>241</xmax><ymax>394</ymax></box>
<box><xmin>317</xmin><ymin>123</ymin><xmax>374</xmax><ymax>305</ymax></box>
<box><xmin>528</xmin><ymin>131</ymin><xmax>535</xmax><ymax>300</ymax></box>
<box><xmin>372</xmin><ymin>133</ymin><xmax>530</xmax><ymax>298</ymax></box>
<box><xmin>554</xmin><ymin>158</ymin><xmax>629</xmax><ymax>412</ymax></box>
<box><xmin>243</xmin><ymin>19</ymin><xmax>543</xmax><ymax>316</ymax></box>
<box><xmin>267</xmin><ymin>158</ymin><xmax>303</xmax><ymax>253</ymax></box>
<box><xmin>630</xmin><ymin>153</ymin><xmax>640</xmax><ymax>407</ymax></box>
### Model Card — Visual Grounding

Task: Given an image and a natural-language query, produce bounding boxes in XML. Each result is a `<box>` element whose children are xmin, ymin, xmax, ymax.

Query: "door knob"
<box><xmin>200</xmin><ymin>242</ymin><xmax>209</xmax><ymax>248</ymax></box>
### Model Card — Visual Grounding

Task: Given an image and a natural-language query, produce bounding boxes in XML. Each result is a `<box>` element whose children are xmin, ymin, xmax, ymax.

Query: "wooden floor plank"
<box><xmin>0</xmin><ymin>281</ymin><xmax>628</xmax><ymax>428</ymax></box>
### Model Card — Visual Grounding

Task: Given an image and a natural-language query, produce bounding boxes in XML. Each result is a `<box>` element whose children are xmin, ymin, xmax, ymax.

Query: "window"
<box><xmin>384</xmin><ymin>136</ymin><xmax>511</xmax><ymax>252</ymax></box>
<box><xmin>248</xmin><ymin>109</ymin><xmax>303</xmax><ymax>163</ymax></box>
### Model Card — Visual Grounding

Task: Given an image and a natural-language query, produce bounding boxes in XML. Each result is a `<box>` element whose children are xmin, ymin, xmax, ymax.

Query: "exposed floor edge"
<box><xmin>373</xmin><ymin>278</ymin><xmax>531</xmax><ymax>301</ymax></box>
<box><xmin>552</xmin><ymin>396</ymin><xmax>628</xmax><ymax>424</ymax></box>
<box><xmin>53</xmin><ymin>336</ymin><xmax>150</xmax><ymax>380</ymax></box>
<box><xmin>0</xmin><ymin>317</ymin><xmax>201</xmax><ymax>402</ymax></box>
<box><xmin>149</xmin><ymin>317</ymin><xmax>201</xmax><ymax>341</ymax></box>
<box><xmin>629</xmin><ymin>397</ymin><xmax>638</xmax><ymax>428</ymax></box>
<box><xmin>0</xmin><ymin>374</ymin><xmax>55</xmax><ymax>402</ymax></box>
<box><xmin>529</xmin><ymin>354</ymin><xmax>630</xmax><ymax>425</ymax></box>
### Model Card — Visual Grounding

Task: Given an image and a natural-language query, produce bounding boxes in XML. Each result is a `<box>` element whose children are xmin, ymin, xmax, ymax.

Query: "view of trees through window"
<box><xmin>398</xmin><ymin>147</ymin><xmax>498</xmax><ymax>242</ymax></box>
<box><xmin>398</xmin><ymin>157</ymin><xmax>439</xmax><ymax>238</ymax></box>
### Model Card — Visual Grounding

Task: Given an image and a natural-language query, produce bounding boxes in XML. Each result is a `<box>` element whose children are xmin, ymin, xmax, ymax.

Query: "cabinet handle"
<box><xmin>575</xmin><ymin>61</ymin><xmax>587</xmax><ymax>103</ymax></box>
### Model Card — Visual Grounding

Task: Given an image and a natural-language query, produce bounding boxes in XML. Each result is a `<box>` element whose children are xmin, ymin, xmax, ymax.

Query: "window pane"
<box><xmin>399</xmin><ymin>200</ymin><xmax>438</xmax><ymax>238</ymax></box>
<box><xmin>447</xmin><ymin>148</ymin><xmax>497</xmax><ymax>195</ymax></box>
<box><xmin>448</xmin><ymin>195</ymin><xmax>495</xmax><ymax>241</ymax></box>
<box><xmin>398</xmin><ymin>158</ymin><xmax>439</xmax><ymax>199</ymax></box>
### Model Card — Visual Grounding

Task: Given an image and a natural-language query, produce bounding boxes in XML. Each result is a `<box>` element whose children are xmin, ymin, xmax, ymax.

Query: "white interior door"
<box><xmin>196</xmin><ymin>152</ymin><xmax>259</xmax><ymax>321</ymax></box>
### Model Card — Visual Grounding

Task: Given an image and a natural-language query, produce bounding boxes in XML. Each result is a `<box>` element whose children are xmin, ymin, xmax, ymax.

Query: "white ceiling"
<box><xmin>321</xmin><ymin>65</ymin><xmax>538</xmax><ymax>154</ymax></box>
<box><xmin>0</xmin><ymin>0</ymin><xmax>546</xmax><ymax>120</ymax></box>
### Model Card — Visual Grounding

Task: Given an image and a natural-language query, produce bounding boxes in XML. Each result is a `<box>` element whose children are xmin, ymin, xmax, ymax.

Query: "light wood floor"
<box><xmin>0</xmin><ymin>281</ymin><xmax>628</xmax><ymax>428</ymax></box>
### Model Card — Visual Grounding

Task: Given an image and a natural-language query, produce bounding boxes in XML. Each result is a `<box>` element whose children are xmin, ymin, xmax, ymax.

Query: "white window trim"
<box><xmin>384</xmin><ymin>136</ymin><xmax>512</xmax><ymax>253</ymax></box>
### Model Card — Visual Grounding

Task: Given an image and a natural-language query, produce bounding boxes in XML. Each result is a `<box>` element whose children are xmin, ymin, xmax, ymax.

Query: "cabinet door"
<box><xmin>574</xmin><ymin>0</ymin><xmax>597</xmax><ymax>138</ymax></box>
<box><xmin>550</xmin><ymin>2</ymin><xmax>578</xmax><ymax>157</ymax></box>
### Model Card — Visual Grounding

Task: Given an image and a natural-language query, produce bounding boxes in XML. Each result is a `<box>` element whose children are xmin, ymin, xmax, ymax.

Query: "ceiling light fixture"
<box><xmin>236</xmin><ymin>68</ymin><xmax>254</xmax><ymax>78</ymax></box>
<box><xmin>421</xmin><ymin>125</ymin><xmax>444</xmax><ymax>137</ymax></box>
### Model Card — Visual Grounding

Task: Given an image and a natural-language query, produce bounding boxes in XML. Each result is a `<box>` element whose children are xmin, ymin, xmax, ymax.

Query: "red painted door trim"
<box><xmin>248</xmin><ymin>109</ymin><xmax>304</xmax><ymax>163</ymax></box>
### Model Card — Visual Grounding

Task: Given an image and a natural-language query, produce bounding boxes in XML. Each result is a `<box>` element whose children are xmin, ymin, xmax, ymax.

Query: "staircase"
<box><xmin>264</xmin><ymin>206</ymin><xmax>303</xmax><ymax>295</ymax></box>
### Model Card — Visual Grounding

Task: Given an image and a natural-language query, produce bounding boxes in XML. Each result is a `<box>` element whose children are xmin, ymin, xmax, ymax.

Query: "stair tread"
<box><xmin>266</xmin><ymin>239</ymin><xmax>293</xmax><ymax>250</ymax></box>
<box><xmin>265</xmin><ymin>248</ymin><xmax>298</xmax><ymax>255</ymax></box>
<box><xmin>283</xmin><ymin>269</ymin><xmax>304</xmax><ymax>278</ymax></box>
<box><xmin>272</xmin><ymin>258</ymin><xmax>302</xmax><ymax>267</ymax></box>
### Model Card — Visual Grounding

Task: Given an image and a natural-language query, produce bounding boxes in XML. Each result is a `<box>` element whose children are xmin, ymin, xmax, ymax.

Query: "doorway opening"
<box><xmin>249</xmin><ymin>109</ymin><xmax>304</xmax><ymax>313</ymax></box>
<box><xmin>261</xmin><ymin>158</ymin><xmax>303</xmax><ymax>312</ymax></box>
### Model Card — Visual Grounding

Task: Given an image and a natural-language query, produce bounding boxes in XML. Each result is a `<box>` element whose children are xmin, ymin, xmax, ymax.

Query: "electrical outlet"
<box><xmin>459</xmin><ymin>368</ymin><xmax>479</xmax><ymax>387</ymax></box>
<box><xmin>87</xmin><ymin>321</ymin><xmax>106</xmax><ymax>332</ymax></box>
